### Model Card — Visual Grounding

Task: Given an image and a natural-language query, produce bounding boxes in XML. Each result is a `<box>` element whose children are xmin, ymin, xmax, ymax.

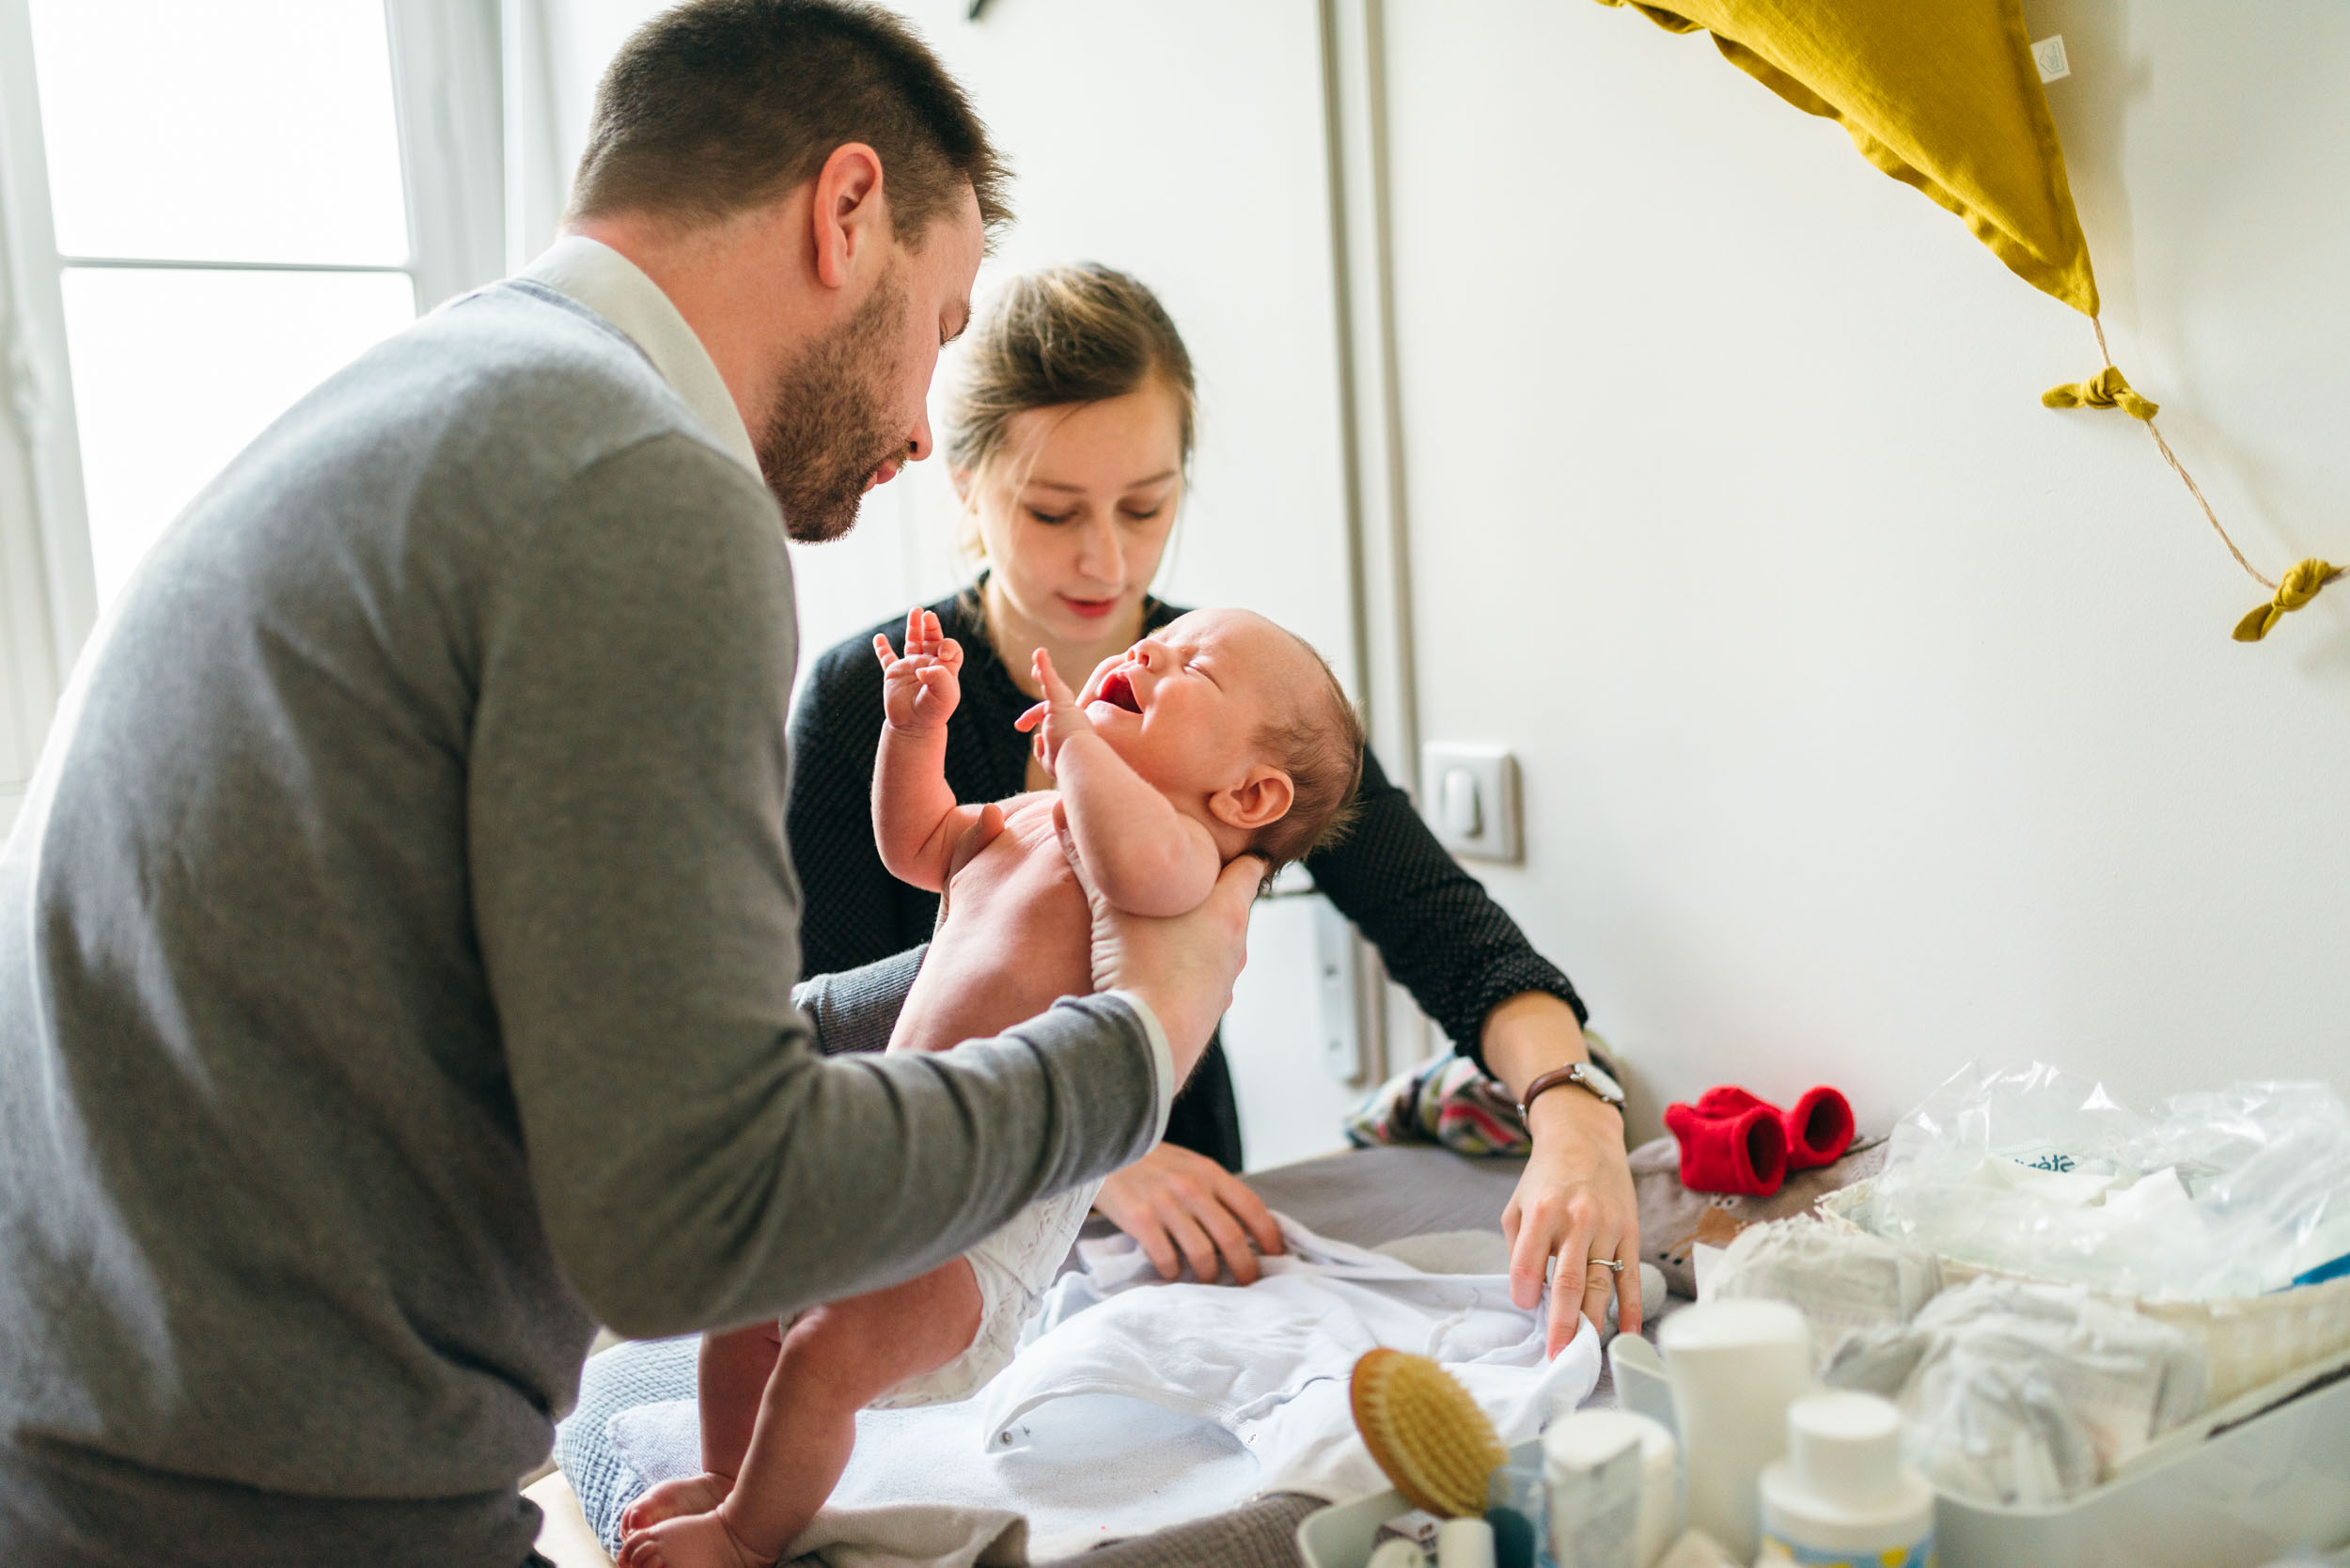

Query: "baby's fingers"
<box><xmin>1032</xmin><ymin>649</ymin><xmax>1079</xmax><ymax>710</ymax></box>
<box><xmin>871</xmin><ymin>632</ymin><xmax>899</xmax><ymax>669</ymax></box>
<box><xmin>1013</xmin><ymin>699</ymin><xmax>1049</xmax><ymax>733</ymax></box>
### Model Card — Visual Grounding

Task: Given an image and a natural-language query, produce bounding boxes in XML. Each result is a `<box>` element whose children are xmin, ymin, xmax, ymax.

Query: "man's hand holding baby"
<box><xmin>1058</xmin><ymin>805</ymin><xmax>1262</xmax><ymax>1084</ymax></box>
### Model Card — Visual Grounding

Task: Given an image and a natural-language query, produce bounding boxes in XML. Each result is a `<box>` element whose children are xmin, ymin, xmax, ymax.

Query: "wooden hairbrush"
<box><xmin>1349</xmin><ymin>1348</ymin><xmax>1508</xmax><ymax>1519</ymax></box>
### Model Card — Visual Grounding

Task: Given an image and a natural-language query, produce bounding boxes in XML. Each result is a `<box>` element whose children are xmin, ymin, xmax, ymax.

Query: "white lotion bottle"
<box><xmin>1757</xmin><ymin>1390</ymin><xmax>1935</xmax><ymax>1568</ymax></box>
<box><xmin>1543</xmin><ymin>1410</ymin><xmax>1679</xmax><ymax>1568</ymax></box>
<box><xmin>1657</xmin><ymin>1299</ymin><xmax>1811</xmax><ymax>1563</ymax></box>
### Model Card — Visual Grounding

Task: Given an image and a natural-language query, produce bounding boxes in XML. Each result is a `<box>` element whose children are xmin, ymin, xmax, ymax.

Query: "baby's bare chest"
<box><xmin>887</xmin><ymin>797</ymin><xmax>1096</xmax><ymax>1053</ymax></box>
<box><xmin>948</xmin><ymin>799</ymin><xmax>1083</xmax><ymax>917</ymax></box>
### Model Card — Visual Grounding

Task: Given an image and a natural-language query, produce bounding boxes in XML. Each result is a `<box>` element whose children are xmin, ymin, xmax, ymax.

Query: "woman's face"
<box><xmin>965</xmin><ymin>381</ymin><xmax>1184</xmax><ymax>645</ymax></box>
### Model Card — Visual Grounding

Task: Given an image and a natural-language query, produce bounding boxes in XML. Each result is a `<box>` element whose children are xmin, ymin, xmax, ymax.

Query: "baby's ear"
<box><xmin>1210</xmin><ymin>766</ymin><xmax>1294</xmax><ymax>832</ymax></box>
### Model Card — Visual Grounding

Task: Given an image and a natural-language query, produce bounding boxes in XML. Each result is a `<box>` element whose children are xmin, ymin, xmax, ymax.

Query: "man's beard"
<box><xmin>756</xmin><ymin>272</ymin><xmax>911</xmax><ymax>544</ymax></box>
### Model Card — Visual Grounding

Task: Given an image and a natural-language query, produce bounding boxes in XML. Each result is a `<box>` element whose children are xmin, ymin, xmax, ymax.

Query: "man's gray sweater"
<box><xmin>0</xmin><ymin>281</ymin><xmax>1163</xmax><ymax>1560</ymax></box>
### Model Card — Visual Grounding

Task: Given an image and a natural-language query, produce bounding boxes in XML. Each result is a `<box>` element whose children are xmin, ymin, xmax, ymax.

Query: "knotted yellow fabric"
<box><xmin>2232</xmin><ymin>559</ymin><xmax>2342</xmax><ymax>643</ymax></box>
<box><xmin>2041</xmin><ymin>365</ymin><xmax>2158</xmax><ymax>420</ymax></box>
<box><xmin>1583</xmin><ymin>0</ymin><xmax>2341</xmax><ymax>647</ymax></box>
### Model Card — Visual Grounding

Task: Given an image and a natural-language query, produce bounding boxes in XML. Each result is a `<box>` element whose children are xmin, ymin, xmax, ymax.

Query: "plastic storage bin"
<box><xmin>1297</xmin><ymin>1348</ymin><xmax>2350</xmax><ymax>1568</ymax></box>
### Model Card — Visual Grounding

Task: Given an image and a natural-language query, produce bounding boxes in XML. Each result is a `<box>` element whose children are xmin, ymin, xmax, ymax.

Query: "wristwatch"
<box><xmin>1518</xmin><ymin>1059</ymin><xmax>1626</xmax><ymax>1120</ymax></box>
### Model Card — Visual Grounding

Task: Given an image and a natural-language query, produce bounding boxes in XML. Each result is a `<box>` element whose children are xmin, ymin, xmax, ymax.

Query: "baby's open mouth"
<box><xmin>1097</xmin><ymin>670</ymin><xmax>1143</xmax><ymax>714</ymax></box>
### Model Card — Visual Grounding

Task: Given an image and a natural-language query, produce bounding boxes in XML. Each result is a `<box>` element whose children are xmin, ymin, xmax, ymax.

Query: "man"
<box><xmin>0</xmin><ymin>5</ymin><xmax>1258</xmax><ymax>1564</ymax></box>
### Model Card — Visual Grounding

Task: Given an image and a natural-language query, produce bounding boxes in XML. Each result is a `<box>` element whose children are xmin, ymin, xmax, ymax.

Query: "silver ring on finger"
<box><xmin>1590</xmin><ymin>1256</ymin><xmax>1626</xmax><ymax>1274</ymax></box>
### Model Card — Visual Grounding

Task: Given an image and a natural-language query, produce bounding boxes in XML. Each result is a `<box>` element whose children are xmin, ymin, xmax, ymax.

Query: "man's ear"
<box><xmin>808</xmin><ymin>142</ymin><xmax>886</xmax><ymax>290</ymax></box>
<box><xmin>1210</xmin><ymin>767</ymin><xmax>1294</xmax><ymax>833</ymax></box>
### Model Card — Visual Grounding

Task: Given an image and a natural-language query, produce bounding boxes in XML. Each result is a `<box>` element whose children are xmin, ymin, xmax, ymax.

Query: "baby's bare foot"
<box><xmin>619</xmin><ymin>1473</ymin><xmax>732</xmax><ymax>1537</ymax></box>
<box><xmin>619</xmin><ymin>1509</ymin><xmax>768</xmax><ymax>1568</ymax></box>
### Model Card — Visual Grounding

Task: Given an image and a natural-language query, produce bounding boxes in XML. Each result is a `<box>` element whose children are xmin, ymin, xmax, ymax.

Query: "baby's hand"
<box><xmin>873</xmin><ymin>607</ymin><xmax>964</xmax><ymax>734</ymax></box>
<box><xmin>1012</xmin><ymin>648</ymin><xmax>1096</xmax><ymax>778</ymax></box>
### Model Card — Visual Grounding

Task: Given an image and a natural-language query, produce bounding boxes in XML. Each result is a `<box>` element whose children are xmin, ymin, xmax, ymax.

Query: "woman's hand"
<box><xmin>1481</xmin><ymin>993</ymin><xmax>1641</xmax><ymax>1356</ymax></box>
<box><xmin>1505</xmin><ymin>1090</ymin><xmax>1640</xmax><ymax>1356</ymax></box>
<box><xmin>1094</xmin><ymin>1142</ymin><xmax>1288</xmax><ymax>1285</ymax></box>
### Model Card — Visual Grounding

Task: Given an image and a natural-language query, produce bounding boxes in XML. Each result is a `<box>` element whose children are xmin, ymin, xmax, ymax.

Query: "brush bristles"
<box><xmin>1349</xmin><ymin>1349</ymin><xmax>1508</xmax><ymax>1518</ymax></box>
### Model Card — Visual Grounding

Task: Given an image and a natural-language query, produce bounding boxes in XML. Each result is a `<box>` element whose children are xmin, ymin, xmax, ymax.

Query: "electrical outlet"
<box><xmin>1419</xmin><ymin>743</ymin><xmax>1520</xmax><ymax>862</ymax></box>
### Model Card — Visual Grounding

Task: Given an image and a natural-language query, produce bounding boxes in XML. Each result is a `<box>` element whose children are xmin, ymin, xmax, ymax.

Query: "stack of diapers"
<box><xmin>1707</xmin><ymin>1215</ymin><xmax>1943</xmax><ymax>1365</ymax></box>
<box><xmin>1823</xmin><ymin>1276</ymin><xmax>2206</xmax><ymax>1506</ymax></box>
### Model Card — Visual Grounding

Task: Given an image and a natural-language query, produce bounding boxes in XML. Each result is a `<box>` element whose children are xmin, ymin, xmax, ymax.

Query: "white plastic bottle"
<box><xmin>1543</xmin><ymin>1410</ymin><xmax>1679</xmax><ymax>1568</ymax></box>
<box><xmin>1658</xmin><ymin>1299</ymin><xmax>1811</xmax><ymax>1562</ymax></box>
<box><xmin>1757</xmin><ymin>1390</ymin><xmax>1935</xmax><ymax>1568</ymax></box>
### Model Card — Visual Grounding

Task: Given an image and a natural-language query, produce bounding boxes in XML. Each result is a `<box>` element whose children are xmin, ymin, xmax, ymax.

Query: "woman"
<box><xmin>788</xmin><ymin>264</ymin><xmax>1637</xmax><ymax>1350</ymax></box>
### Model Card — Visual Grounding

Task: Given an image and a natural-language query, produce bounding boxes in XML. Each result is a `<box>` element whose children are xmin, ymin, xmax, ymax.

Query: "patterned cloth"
<box><xmin>1343</xmin><ymin>1035</ymin><xmax>1626</xmax><ymax>1157</ymax></box>
<box><xmin>1346</xmin><ymin>1055</ymin><xmax>1535</xmax><ymax>1156</ymax></box>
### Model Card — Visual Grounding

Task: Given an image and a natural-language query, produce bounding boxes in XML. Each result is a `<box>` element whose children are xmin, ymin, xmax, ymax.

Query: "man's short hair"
<box><xmin>569</xmin><ymin>0</ymin><xmax>1011</xmax><ymax>245</ymax></box>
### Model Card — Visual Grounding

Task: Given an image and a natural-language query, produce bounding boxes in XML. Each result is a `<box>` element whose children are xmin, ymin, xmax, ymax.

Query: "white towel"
<box><xmin>608</xmin><ymin>1211</ymin><xmax>1601</xmax><ymax>1566</ymax></box>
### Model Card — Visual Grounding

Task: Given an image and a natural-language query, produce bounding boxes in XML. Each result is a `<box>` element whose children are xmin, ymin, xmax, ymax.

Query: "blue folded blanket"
<box><xmin>556</xmin><ymin>1335</ymin><xmax>698</xmax><ymax>1555</ymax></box>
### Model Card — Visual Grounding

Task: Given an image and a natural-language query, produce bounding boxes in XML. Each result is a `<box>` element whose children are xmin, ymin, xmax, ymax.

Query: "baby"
<box><xmin>619</xmin><ymin>604</ymin><xmax>1363</xmax><ymax>1568</ymax></box>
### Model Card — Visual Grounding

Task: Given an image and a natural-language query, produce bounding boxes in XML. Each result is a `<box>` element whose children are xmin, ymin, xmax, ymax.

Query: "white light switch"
<box><xmin>1420</xmin><ymin>743</ymin><xmax>1520</xmax><ymax>862</ymax></box>
<box><xmin>1438</xmin><ymin>767</ymin><xmax>1481</xmax><ymax>838</ymax></box>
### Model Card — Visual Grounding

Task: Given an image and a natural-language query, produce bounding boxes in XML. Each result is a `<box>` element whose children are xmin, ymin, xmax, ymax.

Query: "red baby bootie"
<box><xmin>1695</xmin><ymin>1084</ymin><xmax>1855</xmax><ymax>1172</ymax></box>
<box><xmin>1664</xmin><ymin>1094</ymin><xmax>1789</xmax><ymax>1196</ymax></box>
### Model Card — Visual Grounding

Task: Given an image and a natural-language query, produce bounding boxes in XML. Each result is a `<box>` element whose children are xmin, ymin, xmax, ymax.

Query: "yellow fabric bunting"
<box><xmin>1591</xmin><ymin>0</ymin><xmax>2100</xmax><ymax>315</ymax></box>
<box><xmin>1588</xmin><ymin>0</ymin><xmax>2342</xmax><ymax>646</ymax></box>
<box><xmin>2041</xmin><ymin>366</ymin><xmax>2158</xmax><ymax>421</ymax></box>
<box><xmin>2232</xmin><ymin>559</ymin><xmax>2342</xmax><ymax>644</ymax></box>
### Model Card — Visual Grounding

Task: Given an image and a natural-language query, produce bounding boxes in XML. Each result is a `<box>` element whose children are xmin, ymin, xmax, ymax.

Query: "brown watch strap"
<box><xmin>1519</xmin><ymin>1063</ymin><xmax>1618</xmax><ymax>1121</ymax></box>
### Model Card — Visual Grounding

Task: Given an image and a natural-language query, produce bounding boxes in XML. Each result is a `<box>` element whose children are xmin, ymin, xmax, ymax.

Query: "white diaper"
<box><xmin>870</xmin><ymin>1180</ymin><xmax>1102</xmax><ymax>1409</ymax></box>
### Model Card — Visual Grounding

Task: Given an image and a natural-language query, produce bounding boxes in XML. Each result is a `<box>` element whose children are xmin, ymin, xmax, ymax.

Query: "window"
<box><xmin>0</xmin><ymin>0</ymin><xmax>501</xmax><ymax>832</ymax></box>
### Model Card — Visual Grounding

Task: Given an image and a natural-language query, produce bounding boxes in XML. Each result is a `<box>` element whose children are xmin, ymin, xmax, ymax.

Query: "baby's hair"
<box><xmin>1250</xmin><ymin>635</ymin><xmax>1366</xmax><ymax>870</ymax></box>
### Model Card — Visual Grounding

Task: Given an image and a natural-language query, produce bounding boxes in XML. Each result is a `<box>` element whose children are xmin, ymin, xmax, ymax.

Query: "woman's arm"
<box><xmin>1480</xmin><ymin>992</ymin><xmax>1641</xmax><ymax>1349</ymax></box>
<box><xmin>1306</xmin><ymin>747</ymin><xmax>1634</xmax><ymax>1352</ymax></box>
<box><xmin>1303</xmin><ymin>748</ymin><xmax>1587</xmax><ymax>1064</ymax></box>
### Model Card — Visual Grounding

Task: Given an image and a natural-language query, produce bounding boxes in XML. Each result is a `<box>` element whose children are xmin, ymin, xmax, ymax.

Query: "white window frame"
<box><xmin>0</xmin><ymin>0</ymin><xmax>505</xmax><ymax>834</ymax></box>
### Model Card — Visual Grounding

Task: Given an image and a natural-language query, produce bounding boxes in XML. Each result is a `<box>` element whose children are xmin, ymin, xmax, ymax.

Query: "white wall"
<box><xmin>537</xmin><ymin>1</ymin><xmax>1359</xmax><ymax>682</ymax></box>
<box><xmin>1378</xmin><ymin>0</ymin><xmax>2350</xmax><ymax>1134</ymax></box>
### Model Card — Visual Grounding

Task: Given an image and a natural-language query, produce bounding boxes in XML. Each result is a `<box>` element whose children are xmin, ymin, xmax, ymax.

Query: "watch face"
<box><xmin>1574</xmin><ymin>1061</ymin><xmax>1626</xmax><ymax>1105</ymax></box>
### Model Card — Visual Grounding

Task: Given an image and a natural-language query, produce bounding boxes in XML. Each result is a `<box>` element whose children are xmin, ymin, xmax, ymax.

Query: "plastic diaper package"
<box><xmin>1822</xmin><ymin>1275</ymin><xmax>2207</xmax><ymax>1506</ymax></box>
<box><xmin>1860</xmin><ymin>1063</ymin><xmax>2350</xmax><ymax>1301</ymax></box>
<box><xmin>1707</xmin><ymin>1215</ymin><xmax>1943</xmax><ymax>1366</ymax></box>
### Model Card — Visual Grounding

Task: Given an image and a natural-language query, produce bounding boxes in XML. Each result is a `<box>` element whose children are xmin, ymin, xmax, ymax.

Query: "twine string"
<box><xmin>2090</xmin><ymin>318</ymin><xmax>2280</xmax><ymax>593</ymax></box>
